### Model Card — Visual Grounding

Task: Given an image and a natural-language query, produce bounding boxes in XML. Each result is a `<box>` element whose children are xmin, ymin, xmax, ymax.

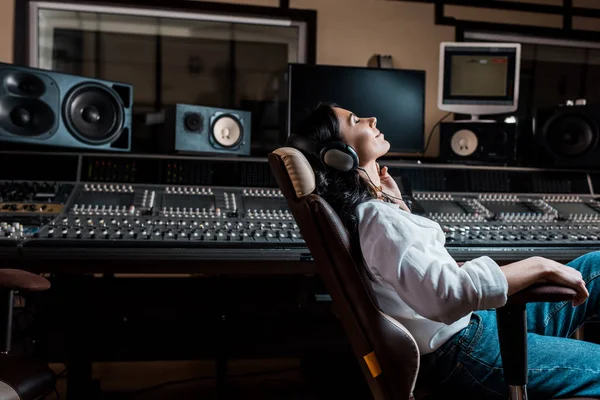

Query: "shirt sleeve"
<box><xmin>357</xmin><ymin>202</ymin><xmax>508</xmax><ymax>325</ymax></box>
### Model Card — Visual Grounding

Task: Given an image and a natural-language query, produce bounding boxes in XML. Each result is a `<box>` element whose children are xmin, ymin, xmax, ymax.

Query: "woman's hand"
<box><xmin>501</xmin><ymin>256</ymin><xmax>589</xmax><ymax>307</ymax></box>
<box><xmin>539</xmin><ymin>258</ymin><xmax>589</xmax><ymax>306</ymax></box>
<box><xmin>377</xmin><ymin>163</ymin><xmax>411</xmax><ymax>212</ymax></box>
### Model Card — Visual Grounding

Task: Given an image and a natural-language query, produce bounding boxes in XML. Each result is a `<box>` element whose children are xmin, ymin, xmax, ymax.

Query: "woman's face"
<box><xmin>333</xmin><ymin>107</ymin><xmax>390</xmax><ymax>166</ymax></box>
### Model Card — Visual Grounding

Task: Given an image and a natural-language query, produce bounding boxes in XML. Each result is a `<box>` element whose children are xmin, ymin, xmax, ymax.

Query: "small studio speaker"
<box><xmin>162</xmin><ymin>104</ymin><xmax>251</xmax><ymax>156</ymax></box>
<box><xmin>532</xmin><ymin>104</ymin><xmax>600</xmax><ymax>168</ymax></box>
<box><xmin>0</xmin><ymin>62</ymin><xmax>132</xmax><ymax>152</ymax></box>
<box><xmin>439</xmin><ymin>121</ymin><xmax>517</xmax><ymax>165</ymax></box>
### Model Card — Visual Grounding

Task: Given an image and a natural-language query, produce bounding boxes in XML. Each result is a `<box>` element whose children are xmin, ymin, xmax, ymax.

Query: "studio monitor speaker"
<box><xmin>439</xmin><ymin>121</ymin><xmax>517</xmax><ymax>165</ymax></box>
<box><xmin>532</xmin><ymin>104</ymin><xmax>600</xmax><ymax>168</ymax></box>
<box><xmin>0</xmin><ymin>62</ymin><xmax>132</xmax><ymax>152</ymax></box>
<box><xmin>162</xmin><ymin>103</ymin><xmax>251</xmax><ymax>156</ymax></box>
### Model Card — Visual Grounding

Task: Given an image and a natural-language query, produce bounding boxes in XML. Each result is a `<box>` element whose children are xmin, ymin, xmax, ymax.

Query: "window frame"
<box><xmin>13</xmin><ymin>0</ymin><xmax>317</xmax><ymax>67</ymax></box>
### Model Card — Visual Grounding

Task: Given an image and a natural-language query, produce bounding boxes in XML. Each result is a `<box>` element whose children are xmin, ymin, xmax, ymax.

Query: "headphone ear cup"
<box><xmin>320</xmin><ymin>142</ymin><xmax>359</xmax><ymax>172</ymax></box>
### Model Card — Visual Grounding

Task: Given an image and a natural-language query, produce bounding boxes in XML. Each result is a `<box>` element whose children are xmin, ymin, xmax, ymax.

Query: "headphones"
<box><xmin>286</xmin><ymin>133</ymin><xmax>359</xmax><ymax>172</ymax></box>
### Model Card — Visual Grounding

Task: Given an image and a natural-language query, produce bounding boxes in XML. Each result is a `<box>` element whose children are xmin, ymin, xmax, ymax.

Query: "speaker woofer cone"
<box><xmin>63</xmin><ymin>83</ymin><xmax>124</xmax><ymax>145</ymax></box>
<box><xmin>543</xmin><ymin>114</ymin><xmax>598</xmax><ymax>158</ymax></box>
<box><xmin>211</xmin><ymin>114</ymin><xmax>242</xmax><ymax>148</ymax></box>
<box><xmin>0</xmin><ymin>97</ymin><xmax>55</xmax><ymax>136</ymax></box>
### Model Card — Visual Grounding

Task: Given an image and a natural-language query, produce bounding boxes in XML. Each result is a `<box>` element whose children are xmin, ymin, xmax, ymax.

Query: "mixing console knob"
<box><xmin>89</xmin><ymin>230</ymin><xmax>95</xmax><ymax>238</ymax></box>
<box><xmin>47</xmin><ymin>228</ymin><xmax>54</xmax><ymax>238</ymax></box>
<box><xmin>75</xmin><ymin>229</ymin><xmax>82</xmax><ymax>238</ymax></box>
<box><xmin>227</xmin><ymin>232</ymin><xmax>238</xmax><ymax>241</ymax></box>
<box><xmin>62</xmin><ymin>229</ymin><xmax>68</xmax><ymax>238</ymax></box>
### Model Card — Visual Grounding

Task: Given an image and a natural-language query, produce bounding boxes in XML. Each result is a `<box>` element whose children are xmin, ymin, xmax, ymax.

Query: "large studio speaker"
<box><xmin>0</xmin><ymin>62</ymin><xmax>132</xmax><ymax>152</ymax></box>
<box><xmin>532</xmin><ymin>104</ymin><xmax>600</xmax><ymax>168</ymax></box>
<box><xmin>439</xmin><ymin>121</ymin><xmax>517</xmax><ymax>165</ymax></box>
<box><xmin>162</xmin><ymin>103</ymin><xmax>251</xmax><ymax>156</ymax></box>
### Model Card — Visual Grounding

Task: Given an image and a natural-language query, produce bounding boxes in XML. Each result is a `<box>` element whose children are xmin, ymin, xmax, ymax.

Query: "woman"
<box><xmin>291</xmin><ymin>102</ymin><xmax>600</xmax><ymax>399</ymax></box>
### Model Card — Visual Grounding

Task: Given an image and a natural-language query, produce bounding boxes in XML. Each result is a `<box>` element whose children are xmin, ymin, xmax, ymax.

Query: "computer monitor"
<box><xmin>288</xmin><ymin>63</ymin><xmax>426</xmax><ymax>154</ymax></box>
<box><xmin>438</xmin><ymin>42</ymin><xmax>521</xmax><ymax>120</ymax></box>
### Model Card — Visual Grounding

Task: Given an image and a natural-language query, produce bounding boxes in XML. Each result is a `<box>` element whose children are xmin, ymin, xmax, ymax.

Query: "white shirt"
<box><xmin>356</xmin><ymin>200</ymin><xmax>509</xmax><ymax>355</ymax></box>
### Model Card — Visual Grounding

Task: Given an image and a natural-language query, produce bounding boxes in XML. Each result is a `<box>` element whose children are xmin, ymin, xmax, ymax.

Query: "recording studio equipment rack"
<box><xmin>3</xmin><ymin>151</ymin><xmax>600</xmax><ymax>271</ymax></box>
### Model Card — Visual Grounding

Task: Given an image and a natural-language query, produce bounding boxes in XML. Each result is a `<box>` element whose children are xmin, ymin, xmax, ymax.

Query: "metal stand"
<box><xmin>496</xmin><ymin>303</ymin><xmax>528</xmax><ymax>400</ymax></box>
<box><xmin>0</xmin><ymin>289</ymin><xmax>14</xmax><ymax>354</ymax></box>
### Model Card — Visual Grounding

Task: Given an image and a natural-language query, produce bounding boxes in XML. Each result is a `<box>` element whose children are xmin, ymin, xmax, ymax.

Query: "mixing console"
<box><xmin>3</xmin><ymin>151</ymin><xmax>600</xmax><ymax>264</ymax></box>
<box><xmin>0</xmin><ymin>180</ymin><xmax>598</xmax><ymax>261</ymax></box>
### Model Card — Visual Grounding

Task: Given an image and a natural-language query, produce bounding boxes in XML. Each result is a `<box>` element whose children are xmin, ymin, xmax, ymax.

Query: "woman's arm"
<box><xmin>358</xmin><ymin>202</ymin><xmax>508</xmax><ymax>324</ymax></box>
<box><xmin>500</xmin><ymin>256</ymin><xmax>588</xmax><ymax>306</ymax></box>
<box><xmin>459</xmin><ymin>256</ymin><xmax>588</xmax><ymax>306</ymax></box>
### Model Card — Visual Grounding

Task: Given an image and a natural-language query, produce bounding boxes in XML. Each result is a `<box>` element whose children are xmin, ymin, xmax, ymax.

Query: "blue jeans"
<box><xmin>419</xmin><ymin>251</ymin><xmax>600</xmax><ymax>399</ymax></box>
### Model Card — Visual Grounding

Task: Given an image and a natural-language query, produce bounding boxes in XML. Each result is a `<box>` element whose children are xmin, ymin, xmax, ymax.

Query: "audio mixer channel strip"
<box><xmin>3</xmin><ymin>175</ymin><xmax>600</xmax><ymax>263</ymax></box>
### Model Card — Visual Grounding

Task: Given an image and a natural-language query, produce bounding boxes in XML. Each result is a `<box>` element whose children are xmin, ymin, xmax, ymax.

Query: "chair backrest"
<box><xmin>268</xmin><ymin>147</ymin><xmax>421</xmax><ymax>400</ymax></box>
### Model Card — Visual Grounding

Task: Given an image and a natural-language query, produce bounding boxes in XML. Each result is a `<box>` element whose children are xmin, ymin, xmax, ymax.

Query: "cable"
<box><xmin>110</xmin><ymin>365</ymin><xmax>301</xmax><ymax>396</ymax></box>
<box><xmin>423</xmin><ymin>112</ymin><xmax>453</xmax><ymax>154</ymax></box>
<box><xmin>357</xmin><ymin>167</ymin><xmax>413</xmax><ymax>211</ymax></box>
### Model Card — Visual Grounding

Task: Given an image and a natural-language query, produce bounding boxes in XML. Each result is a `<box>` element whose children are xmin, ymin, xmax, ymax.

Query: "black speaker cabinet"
<box><xmin>439</xmin><ymin>121</ymin><xmax>517</xmax><ymax>165</ymax></box>
<box><xmin>0</xmin><ymin>62</ymin><xmax>132</xmax><ymax>152</ymax></box>
<box><xmin>532</xmin><ymin>104</ymin><xmax>600</xmax><ymax>169</ymax></box>
<box><xmin>162</xmin><ymin>104</ymin><xmax>251</xmax><ymax>156</ymax></box>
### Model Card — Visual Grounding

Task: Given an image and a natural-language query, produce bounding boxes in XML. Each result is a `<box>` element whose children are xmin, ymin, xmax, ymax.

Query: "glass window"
<box><xmin>31</xmin><ymin>3</ymin><xmax>307</xmax><ymax>155</ymax></box>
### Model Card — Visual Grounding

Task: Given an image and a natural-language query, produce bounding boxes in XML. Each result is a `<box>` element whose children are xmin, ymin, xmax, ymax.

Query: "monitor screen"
<box><xmin>288</xmin><ymin>63</ymin><xmax>426</xmax><ymax>153</ymax></box>
<box><xmin>438</xmin><ymin>43</ymin><xmax>521</xmax><ymax>118</ymax></box>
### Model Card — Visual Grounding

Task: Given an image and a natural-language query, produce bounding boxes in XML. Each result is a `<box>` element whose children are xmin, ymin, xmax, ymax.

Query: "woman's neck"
<box><xmin>359</xmin><ymin>162</ymin><xmax>381</xmax><ymax>189</ymax></box>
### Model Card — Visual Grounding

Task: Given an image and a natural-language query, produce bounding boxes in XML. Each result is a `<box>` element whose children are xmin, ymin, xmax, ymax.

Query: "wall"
<box><xmin>0</xmin><ymin>0</ymin><xmax>596</xmax><ymax>157</ymax></box>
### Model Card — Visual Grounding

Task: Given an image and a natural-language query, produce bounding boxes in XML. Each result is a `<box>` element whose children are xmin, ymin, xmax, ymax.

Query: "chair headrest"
<box><xmin>271</xmin><ymin>147</ymin><xmax>316</xmax><ymax>199</ymax></box>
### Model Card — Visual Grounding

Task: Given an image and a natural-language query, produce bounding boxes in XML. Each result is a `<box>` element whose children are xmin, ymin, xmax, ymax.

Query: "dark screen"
<box><xmin>288</xmin><ymin>64</ymin><xmax>426</xmax><ymax>153</ymax></box>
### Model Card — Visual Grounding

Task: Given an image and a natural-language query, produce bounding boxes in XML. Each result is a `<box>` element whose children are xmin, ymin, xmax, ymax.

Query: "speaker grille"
<box><xmin>63</xmin><ymin>83</ymin><xmax>124</xmax><ymax>144</ymax></box>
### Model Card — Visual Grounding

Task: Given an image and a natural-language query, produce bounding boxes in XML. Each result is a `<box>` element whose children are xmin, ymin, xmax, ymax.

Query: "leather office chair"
<box><xmin>0</xmin><ymin>270</ymin><xmax>56</xmax><ymax>399</ymax></box>
<box><xmin>269</xmin><ymin>147</ymin><xmax>596</xmax><ymax>400</ymax></box>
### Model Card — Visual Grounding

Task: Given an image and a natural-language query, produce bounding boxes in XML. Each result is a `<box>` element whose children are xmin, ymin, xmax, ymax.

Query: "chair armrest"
<box><xmin>0</xmin><ymin>270</ymin><xmax>50</xmax><ymax>292</ymax></box>
<box><xmin>505</xmin><ymin>283</ymin><xmax>577</xmax><ymax>305</ymax></box>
